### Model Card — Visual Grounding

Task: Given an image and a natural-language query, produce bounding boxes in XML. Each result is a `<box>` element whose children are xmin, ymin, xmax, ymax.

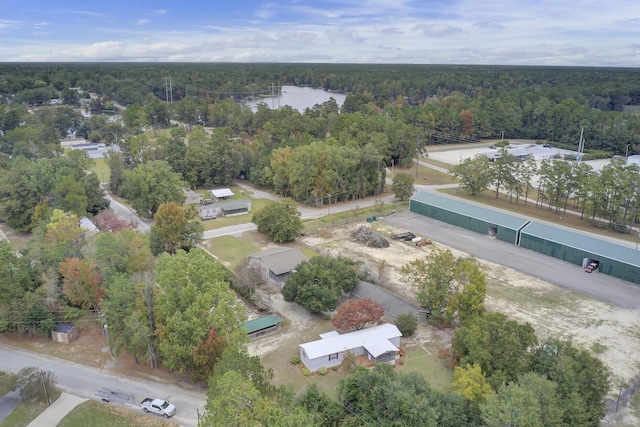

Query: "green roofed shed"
<box><xmin>409</xmin><ymin>191</ymin><xmax>531</xmax><ymax>244</ymax></box>
<box><xmin>243</xmin><ymin>315</ymin><xmax>283</xmax><ymax>339</ymax></box>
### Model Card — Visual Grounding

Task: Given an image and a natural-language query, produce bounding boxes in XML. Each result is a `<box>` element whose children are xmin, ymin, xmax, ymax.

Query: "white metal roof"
<box><xmin>300</xmin><ymin>323</ymin><xmax>401</xmax><ymax>359</ymax></box>
<box><xmin>210</xmin><ymin>188</ymin><xmax>234</xmax><ymax>198</ymax></box>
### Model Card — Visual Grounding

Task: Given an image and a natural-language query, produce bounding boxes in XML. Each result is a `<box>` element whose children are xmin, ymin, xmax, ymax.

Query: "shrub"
<box><xmin>318</xmin><ymin>366</ymin><xmax>328</xmax><ymax>375</ymax></box>
<box><xmin>301</xmin><ymin>367</ymin><xmax>310</xmax><ymax>376</ymax></box>
<box><xmin>290</xmin><ymin>356</ymin><xmax>301</xmax><ymax>365</ymax></box>
<box><xmin>395</xmin><ymin>313</ymin><xmax>417</xmax><ymax>336</ymax></box>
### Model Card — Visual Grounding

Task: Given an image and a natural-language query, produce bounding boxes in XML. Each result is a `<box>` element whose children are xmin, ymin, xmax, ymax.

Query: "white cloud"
<box><xmin>325</xmin><ymin>28</ymin><xmax>365</xmax><ymax>43</ymax></box>
<box><xmin>2</xmin><ymin>0</ymin><xmax>640</xmax><ymax>65</ymax></box>
<box><xmin>413</xmin><ymin>23</ymin><xmax>463</xmax><ymax>38</ymax></box>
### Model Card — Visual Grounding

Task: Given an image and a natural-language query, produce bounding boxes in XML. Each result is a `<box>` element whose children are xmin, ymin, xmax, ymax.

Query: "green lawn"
<box><xmin>0</xmin><ymin>371</ymin><xmax>16</xmax><ymax>395</ymax></box>
<box><xmin>398</xmin><ymin>342</ymin><xmax>453</xmax><ymax>391</ymax></box>
<box><xmin>58</xmin><ymin>400</ymin><xmax>177</xmax><ymax>427</ymax></box>
<box><xmin>205</xmin><ymin>235</ymin><xmax>260</xmax><ymax>269</ymax></box>
<box><xmin>0</xmin><ymin>390</ymin><xmax>61</xmax><ymax>427</ymax></box>
<box><xmin>88</xmin><ymin>157</ymin><xmax>110</xmax><ymax>183</ymax></box>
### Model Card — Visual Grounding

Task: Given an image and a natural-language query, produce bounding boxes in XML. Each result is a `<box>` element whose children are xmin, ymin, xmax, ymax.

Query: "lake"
<box><xmin>244</xmin><ymin>85</ymin><xmax>347</xmax><ymax>113</ymax></box>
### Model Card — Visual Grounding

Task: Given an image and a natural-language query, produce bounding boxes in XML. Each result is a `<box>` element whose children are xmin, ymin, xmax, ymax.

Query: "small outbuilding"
<box><xmin>210</xmin><ymin>188</ymin><xmax>234</xmax><ymax>201</ymax></box>
<box><xmin>248</xmin><ymin>247</ymin><xmax>308</xmax><ymax>285</ymax></box>
<box><xmin>51</xmin><ymin>322</ymin><xmax>78</xmax><ymax>344</ymax></box>
<box><xmin>299</xmin><ymin>323</ymin><xmax>402</xmax><ymax>372</ymax></box>
<box><xmin>243</xmin><ymin>315</ymin><xmax>283</xmax><ymax>339</ymax></box>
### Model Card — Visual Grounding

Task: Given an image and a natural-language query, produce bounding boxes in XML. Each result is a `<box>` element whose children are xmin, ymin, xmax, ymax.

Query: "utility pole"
<box><xmin>577</xmin><ymin>127</ymin><xmax>585</xmax><ymax>162</ymax></box>
<box><xmin>40</xmin><ymin>370</ymin><xmax>51</xmax><ymax>405</ymax></box>
<box><xmin>626</xmin><ymin>143</ymin><xmax>630</xmax><ymax>162</ymax></box>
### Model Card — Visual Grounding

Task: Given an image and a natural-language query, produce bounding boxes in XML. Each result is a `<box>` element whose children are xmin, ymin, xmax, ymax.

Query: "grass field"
<box><xmin>58</xmin><ymin>400</ymin><xmax>177</xmax><ymax>427</ymax></box>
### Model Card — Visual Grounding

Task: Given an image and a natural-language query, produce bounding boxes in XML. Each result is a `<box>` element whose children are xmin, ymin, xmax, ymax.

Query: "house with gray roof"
<box><xmin>249</xmin><ymin>247</ymin><xmax>308</xmax><ymax>285</ymax></box>
<box><xmin>299</xmin><ymin>323</ymin><xmax>402</xmax><ymax>372</ymax></box>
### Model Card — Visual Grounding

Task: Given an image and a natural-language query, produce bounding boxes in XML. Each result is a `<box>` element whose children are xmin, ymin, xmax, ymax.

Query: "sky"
<box><xmin>1</xmin><ymin>0</ymin><xmax>639</xmax><ymax>66</ymax></box>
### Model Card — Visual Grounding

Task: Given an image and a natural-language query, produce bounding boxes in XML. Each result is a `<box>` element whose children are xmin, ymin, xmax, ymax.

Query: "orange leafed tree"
<box><xmin>59</xmin><ymin>257</ymin><xmax>104</xmax><ymax>312</ymax></box>
<box><xmin>331</xmin><ymin>298</ymin><xmax>385</xmax><ymax>331</ymax></box>
<box><xmin>192</xmin><ymin>328</ymin><xmax>226</xmax><ymax>379</ymax></box>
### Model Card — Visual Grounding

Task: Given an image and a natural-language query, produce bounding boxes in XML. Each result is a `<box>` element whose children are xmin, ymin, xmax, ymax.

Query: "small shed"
<box><xmin>210</xmin><ymin>188</ymin><xmax>234</xmax><ymax>201</ymax></box>
<box><xmin>243</xmin><ymin>315</ymin><xmax>283</xmax><ymax>339</ymax></box>
<box><xmin>51</xmin><ymin>322</ymin><xmax>78</xmax><ymax>344</ymax></box>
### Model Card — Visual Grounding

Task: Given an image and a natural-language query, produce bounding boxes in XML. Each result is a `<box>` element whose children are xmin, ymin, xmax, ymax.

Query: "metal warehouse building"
<box><xmin>409</xmin><ymin>191</ymin><xmax>640</xmax><ymax>284</ymax></box>
<box><xmin>520</xmin><ymin>222</ymin><xmax>640</xmax><ymax>284</ymax></box>
<box><xmin>409</xmin><ymin>191</ymin><xmax>530</xmax><ymax>245</ymax></box>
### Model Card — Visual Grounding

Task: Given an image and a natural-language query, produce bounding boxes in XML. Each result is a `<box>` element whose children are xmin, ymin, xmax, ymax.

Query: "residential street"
<box><xmin>0</xmin><ymin>344</ymin><xmax>205</xmax><ymax>427</ymax></box>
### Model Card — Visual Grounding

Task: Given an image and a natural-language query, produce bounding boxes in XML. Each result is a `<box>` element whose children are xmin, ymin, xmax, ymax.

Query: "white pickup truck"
<box><xmin>140</xmin><ymin>398</ymin><xmax>176</xmax><ymax>418</ymax></box>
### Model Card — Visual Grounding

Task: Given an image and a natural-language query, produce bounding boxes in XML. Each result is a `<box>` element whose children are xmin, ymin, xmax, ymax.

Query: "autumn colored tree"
<box><xmin>30</xmin><ymin>209</ymin><xmax>85</xmax><ymax>270</ymax></box>
<box><xmin>150</xmin><ymin>202</ymin><xmax>202</xmax><ymax>255</ymax></box>
<box><xmin>192</xmin><ymin>328</ymin><xmax>227</xmax><ymax>380</ymax></box>
<box><xmin>58</xmin><ymin>257</ymin><xmax>104</xmax><ymax>312</ymax></box>
<box><xmin>331</xmin><ymin>298</ymin><xmax>384</xmax><ymax>331</ymax></box>
<box><xmin>452</xmin><ymin>363</ymin><xmax>493</xmax><ymax>406</ymax></box>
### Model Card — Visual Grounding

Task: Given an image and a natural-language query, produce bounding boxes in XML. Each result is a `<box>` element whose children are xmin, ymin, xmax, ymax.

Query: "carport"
<box><xmin>519</xmin><ymin>222</ymin><xmax>640</xmax><ymax>284</ymax></box>
<box><xmin>409</xmin><ymin>191</ymin><xmax>530</xmax><ymax>245</ymax></box>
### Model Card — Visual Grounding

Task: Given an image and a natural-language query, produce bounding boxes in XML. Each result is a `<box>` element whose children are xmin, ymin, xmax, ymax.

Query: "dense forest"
<box><xmin>1</xmin><ymin>63</ymin><xmax>640</xmax><ymax>151</ymax></box>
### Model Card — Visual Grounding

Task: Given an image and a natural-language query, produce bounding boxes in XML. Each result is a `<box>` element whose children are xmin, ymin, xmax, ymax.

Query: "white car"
<box><xmin>140</xmin><ymin>398</ymin><xmax>176</xmax><ymax>418</ymax></box>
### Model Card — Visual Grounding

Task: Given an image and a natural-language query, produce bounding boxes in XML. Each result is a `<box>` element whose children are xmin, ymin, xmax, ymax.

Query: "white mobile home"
<box><xmin>299</xmin><ymin>323</ymin><xmax>402</xmax><ymax>372</ymax></box>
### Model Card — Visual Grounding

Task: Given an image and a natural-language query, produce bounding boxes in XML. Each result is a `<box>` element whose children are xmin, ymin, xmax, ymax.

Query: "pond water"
<box><xmin>244</xmin><ymin>85</ymin><xmax>347</xmax><ymax>113</ymax></box>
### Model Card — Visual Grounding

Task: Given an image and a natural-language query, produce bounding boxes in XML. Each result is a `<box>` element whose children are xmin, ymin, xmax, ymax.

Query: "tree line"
<box><xmin>452</xmin><ymin>145</ymin><xmax>640</xmax><ymax>230</ymax></box>
<box><xmin>2</xmin><ymin>63</ymin><xmax>640</xmax><ymax>153</ymax></box>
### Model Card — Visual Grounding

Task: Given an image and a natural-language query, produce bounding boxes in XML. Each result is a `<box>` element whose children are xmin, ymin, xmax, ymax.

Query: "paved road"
<box><xmin>384</xmin><ymin>210</ymin><xmax>640</xmax><ymax>309</ymax></box>
<box><xmin>0</xmin><ymin>389</ymin><xmax>20</xmax><ymax>423</ymax></box>
<box><xmin>103</xmin><ymin>189</ymin><xmax>151</xmax><ymax>233</ymax></box>
<box><xmin>0</xmin><ymin>345</ymin><xmax>206</xmax><ymax>427</ymax></box>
